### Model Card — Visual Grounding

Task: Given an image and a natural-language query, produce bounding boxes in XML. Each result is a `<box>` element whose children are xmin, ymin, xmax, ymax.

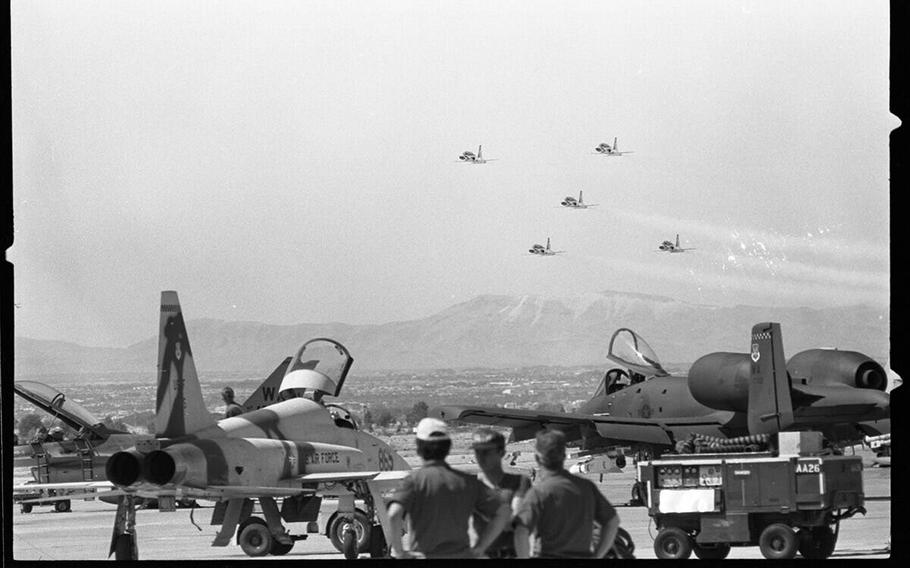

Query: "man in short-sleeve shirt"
<box><xmin>387</xmin><ymin>418</ymin><xmax>511</xmax><ymax>558</ymax></box>
<box><xmin>513</xmin><ymin>430</ymin><xmax>620</xmax><ymax>558</ymax></box>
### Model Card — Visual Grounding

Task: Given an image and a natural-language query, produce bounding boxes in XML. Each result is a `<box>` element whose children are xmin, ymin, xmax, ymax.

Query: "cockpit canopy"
<box><xmin>278</xmin><ymin>338</ymin><xmax>353</xmax><ymax>399</ymax></box>
<box><xmin>14</xmin><ymin>381</ymin><xmax>110</xmax><ymax>438</ymax></box>
<box><xmin>606</xmin><ymin>328</ymin><xmax>670</xmax><ymax>378</ymax></box>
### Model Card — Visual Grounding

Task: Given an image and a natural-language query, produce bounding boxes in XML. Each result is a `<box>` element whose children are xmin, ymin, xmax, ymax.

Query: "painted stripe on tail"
<box><xmin>155</xmin><ymin>291</ymin><xmax>216</xmax><ymax>438</ymax></box>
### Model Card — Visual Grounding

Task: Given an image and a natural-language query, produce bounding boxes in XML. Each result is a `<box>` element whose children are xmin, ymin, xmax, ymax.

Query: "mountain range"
<box><xmin>14</xmin><ymin>291</ymin><xmax>890</xmax><ymax>378</ymax></box>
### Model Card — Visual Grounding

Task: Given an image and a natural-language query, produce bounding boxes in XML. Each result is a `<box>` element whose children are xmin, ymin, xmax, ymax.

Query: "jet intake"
<box><xmin>106</xmin><ymin>449</ymin><xmax>145</xmax><ymax>486</ymax></box>
<box><xmin>688</xmin><ymin>352</ymin><xmax>751</xmax><ymax>412</ymax></box>
<box><xmin>786</xmin><ymin>349</ymin><xmax>887</xmax><ymax>391</ymax></box>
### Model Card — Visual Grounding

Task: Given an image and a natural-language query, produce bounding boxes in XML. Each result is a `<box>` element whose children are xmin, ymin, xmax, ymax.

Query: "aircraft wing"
<box><xmin>431</xmin><ymin>405</ymin><xmax>673</xmax><ymax>445</ymax></box>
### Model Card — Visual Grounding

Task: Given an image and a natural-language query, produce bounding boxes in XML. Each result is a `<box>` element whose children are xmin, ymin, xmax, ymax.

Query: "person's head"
<box><xmin>49</xmin><ymin>426</ymin><xmax>65</xmax><ymax>441</ymax></box>
<box><xmin>472</xmin><ymin>428</ymin><xmax>506</xmax><ymax>473</ymax></box>
<box><xmin>415</xmin><ymin>418</ymin><xmax>451</xmax><ymax>461</ymax></box>
<box><xmin>534</xmin><ymin>429</ymin><xmax>567</xmax><ymax>471</ymax></box>
<box><xmin>221</xmin><ymin>387</ymin><xmax>235</xmax><ymax>403</ymax></box>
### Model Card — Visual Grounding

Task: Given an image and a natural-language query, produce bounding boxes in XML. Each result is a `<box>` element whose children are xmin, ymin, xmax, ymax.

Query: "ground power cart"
<box><xmin>637</xmin><ymin>434</ymin><xmax>866</xmax><ymax>560</ymax></box>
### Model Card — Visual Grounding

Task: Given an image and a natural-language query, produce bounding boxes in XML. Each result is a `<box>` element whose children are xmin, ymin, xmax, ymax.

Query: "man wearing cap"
<box><xmin>386</xmin><ymin>418</ymin><xmax>512</xmax><ymax>558</ymax></box>
<box><xmin>470</xmin><ymin>428</ymin><xmax>532</xmax><ymax>558</ymax></box>
<box><xmin>221</xmin><ymin>387</ymin><xmax>244</xmax><ymax>418</ymax></box>
<box><xmin>513</xmin><ymin>429</ymin><xmax>620</xmax><ymax>558</ymax></box>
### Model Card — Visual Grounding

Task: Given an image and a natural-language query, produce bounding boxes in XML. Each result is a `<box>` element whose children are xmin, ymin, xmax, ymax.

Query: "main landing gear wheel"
<box><xmin>798</xmin><ymin>526</ymin><xmax>837</xmax><ymax>559</ymax></box>
<box><xmin>21</xmin><ymin>503</ymin><xmax>33</xmax><ymax>514</ymax></box>
<box><xmin>759</xmin><ymin>523</ymin><xmax>798</xmax><ymax>560</ymax></box>
<box><xmin>328</xmin><ymin>510</ymin><xmax>371</xmax><ymax>555</ymax></box>
<box><xmin>54</xmin><ymin>500</ymin><xmax>71</xmax><ymax>513</ymax></box>
<box><xmin>693</xmin><ymin>542</ymin><xmax>731</xmax><ymax>559</ymax></box>
<box><xmin>238</xmin><ymin>517</ymin><xmax>272</xmax><ymax>557</ymax></box>
<box><xmin>653</xmin><ymin>527</ymin><xmax>692</xmax><ymax>560</ymax></box>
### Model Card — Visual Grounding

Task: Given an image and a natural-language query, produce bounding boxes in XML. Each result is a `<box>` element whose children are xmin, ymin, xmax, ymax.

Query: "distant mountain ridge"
<box><xmin>14</xmin><ymin>291</ymin><xmax>889</xmax><ymax>378</ymax></box>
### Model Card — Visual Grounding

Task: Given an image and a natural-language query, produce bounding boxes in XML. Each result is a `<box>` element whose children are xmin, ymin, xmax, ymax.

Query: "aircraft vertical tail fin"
<box><xmin>676</xmin><ymin>234</ymin><xmax>680</xmax><ymax>248</ymax></box>
<box><xmin>241</xmin><ymin>357</ymin><xmax>292</xmax><ymax>412</ymax></box>
<box><xmin>478</xmin><ymin>145</ymin><xmax>483</xmax><ymax>160</ymax></box>
<box><xmin>747</xmin><ymin>322</ymin><xmax>795</xmax><ymax>434</ymax></box>
<box><xmin>579</xmin><ymin>190</ymin><xmax>584</xmax><ymax>203</ymax></box>
<box><xmin>546</xmin><ymin>237</ymin><xmax>551</xmax><ymax>251</ymax></box>
<box><xmin>155</xmin><ymin>291</ymin><xmax>216</xmax><ymax>438</ymax></box>
<box><xmin>614</xmin><ymin>137</ymin><xmax>618</xmax><ymax>151</ymax></box>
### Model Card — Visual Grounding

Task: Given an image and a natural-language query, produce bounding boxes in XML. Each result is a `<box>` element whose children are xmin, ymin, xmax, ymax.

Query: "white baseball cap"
<box><xmin>415</xmin><ymin>417</ymin><xmax>450</xmax><ymax>441</ymax></box>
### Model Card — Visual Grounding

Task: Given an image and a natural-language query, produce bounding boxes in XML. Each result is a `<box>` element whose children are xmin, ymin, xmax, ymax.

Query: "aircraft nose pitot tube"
<box><xmin>106</xmin><ymin>449</ymin><xmax>147</xmax><ymax>486</ymax></box>
<box><xmin>688</xmin><ymin>352</ymin><xmax>752</xmax><ymax>412</ymax></box>
<box><xmin>786</xmin><ymin>349</ymin><xmax>887</xmax><ymax>390</ymax></box>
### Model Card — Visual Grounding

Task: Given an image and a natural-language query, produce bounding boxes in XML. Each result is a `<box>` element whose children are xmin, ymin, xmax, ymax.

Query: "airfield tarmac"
<box><xmin>12</xmin><ymin>447</ymin><xmax>891</xmax><ymax>560</ymax></box>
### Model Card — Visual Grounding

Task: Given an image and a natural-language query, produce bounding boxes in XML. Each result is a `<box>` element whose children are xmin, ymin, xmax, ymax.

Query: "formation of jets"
<box><xmin>460</xmin><ymin>138</ymin><xmax>694</xmax><ymax>256</ymax></box>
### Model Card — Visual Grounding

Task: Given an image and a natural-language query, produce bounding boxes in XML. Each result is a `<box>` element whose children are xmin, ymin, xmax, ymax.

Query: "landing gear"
<box><xmin>20</xmin><ymin>503</ymin><xmax>33</xmax><ymax>514</ymax></box>
<box><xmin>328</xmin><ymin>510</ymin><xmax>371</xmax><ymax>556</ymax></box>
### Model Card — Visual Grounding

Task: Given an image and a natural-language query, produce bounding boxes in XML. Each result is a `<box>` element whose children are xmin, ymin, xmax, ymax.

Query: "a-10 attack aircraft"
<box><xmin>457</xmin><ymin>145</ymin><xmax>497</xmax><ymax>164</ymax></box>
<box><xmin>12</xmin><ymin>361</ymin><xmax>292</xmax><ymax>513</ymax></box>
<box><xmin>529</xmin><ymin>237</ymin><xmax>564</xmax><ymax>256</ymax></box>
<box><xmin>561</xmin><ymin>191</ymin><xmax>598</xmax><ymax>209</ymax></box>
<box><xmin>594</xmin><ymin>137</ymin><xmax>633</xmax><ymax>156</ymax></box>
<box><xmin>431</xmin><ymin>323</ymin><xmax>890</xmax><ymax>471</ymax></box>
<box><xmin>98</xmin><ymin>291</ymin><xmax>409</xmax><ymax>560</ymax></box>
<box><xmin>658</xmin><ymin>234</ymin><xmax>695</xmax><ymax>253</ymax></box>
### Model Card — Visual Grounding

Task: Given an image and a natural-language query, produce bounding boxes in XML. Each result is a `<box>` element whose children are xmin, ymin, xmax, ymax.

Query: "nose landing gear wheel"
<box><xmin>328</xmin><ymin>510</ymin><xmax>371</xmax><ymax>554</ymax></box>
<box><xmin>342</xmin><ymin>527</ymin><xmax>358</xmax><ymax>559</ymax></box>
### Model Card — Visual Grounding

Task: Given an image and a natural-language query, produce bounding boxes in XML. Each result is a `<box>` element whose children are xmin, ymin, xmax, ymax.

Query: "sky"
<box><xmin>10</xmin><ymin>0</ymin><xmax>895</xmax><ymax>347</ymax></box>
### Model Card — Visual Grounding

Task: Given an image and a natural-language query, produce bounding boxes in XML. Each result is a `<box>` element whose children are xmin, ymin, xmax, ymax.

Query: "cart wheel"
<box><xmin>798</xmin><ymin>526</ymin><xmax>836</xmax><ymax>559</ymax></box>
<box><xmin>21</xmin><ymin>503</ymin><xmax>33</xmax><ymax>514</ymax></box>
<box><xmin>653</xmin><ymin>527</ymin><xmax>692</xmax><ymax>560</ymax></box>
<box><xmin>238</xmin><ymin>517</ymin><xmax>272</xmax><ymax>557</ymax></box>
<box><xmin>693</xmin><ymin>542</ymin><xmax>731</xmax><ymax>560</ymax></box>
<box><xmin>759</xmin><ymin>523</ymin><xmax>798</xmax><ymax>560</ymax></box>
<box><xmin>269</xmin><ymin>539</ymin><xmax>294</xmax><ymax>556</ymax></box>
<box><xmin>55</xmin><ymin>500</ymin><xmax>71</xmax><ymax>513</ymax></box>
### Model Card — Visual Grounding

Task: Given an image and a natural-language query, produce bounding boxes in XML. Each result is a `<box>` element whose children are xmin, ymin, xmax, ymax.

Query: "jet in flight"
<box><xmin>561</xmin><ymin>191</ymin><xmax>598</xmax><ymax>209</ymax></box>
<box><xmin>101</xmin><ymin>292</ymin><xmax>409</xmax><ymax>560</ymax></box>
<box><xmin>431</xmin><ymin>323</ymin><xmax>890</xmax><ymax>470</ymax></box>
<box><xmin>658</xmin><ymin>234</ymin><xmax>695</xmax><ymax>253</ymax></box>
<box><xmin>594</xmin><ymin>138</ymin><xmax>633</xmax><ymax>156</ymax></box>
<box><xmin>458</xmin><ymin>145</ymin><xmax>497</xmax><ymax>164</ymax></box>
<box><xmin>529</xmin><ymin>237</ymin><xmax>564</xmax><ymax>256</ymax></box>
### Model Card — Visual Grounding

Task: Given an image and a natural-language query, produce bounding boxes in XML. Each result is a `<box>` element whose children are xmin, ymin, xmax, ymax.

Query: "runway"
<box><xmin>12</xmin><ymin>456</ymin><xmax>891</xmax><ymax>560</ymax></box>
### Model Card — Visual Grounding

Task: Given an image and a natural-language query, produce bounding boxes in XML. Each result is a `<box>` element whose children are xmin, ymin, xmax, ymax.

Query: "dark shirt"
<box><xmin>224</xmin><ymin>402</ymin><xmax>244</xmax><ymax>418</ymax></box>
<box><xmin>472</xmin><ymin>471</ymin><xmax>530</xmax><ymax>557</ymax></box>
<box><xmin>513</xmin><ymin>468</ymin><xmax>617</xmax><ymax>558</ymax></box>
<box><xmin>388</xmin><ymin>460</ymin><xmax>503</xmax><ymax>557</ymax></box>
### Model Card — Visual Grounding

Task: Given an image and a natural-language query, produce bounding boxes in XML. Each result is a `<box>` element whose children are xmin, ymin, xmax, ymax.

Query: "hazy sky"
<box><xmin>11</xmin><ymin>0</ymin><xmax>894</xmax><ymax>347</ymax></box>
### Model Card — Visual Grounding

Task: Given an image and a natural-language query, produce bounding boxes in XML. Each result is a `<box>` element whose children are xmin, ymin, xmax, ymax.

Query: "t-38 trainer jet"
<box><xmin>658</xmin><ymin>234</ymin><xmax>695</xmax><ymax>253</ymax></box>
<box><xmin>561</xmin><ymin>191</ymin><xmax>598</xmax><ymax>209</ymax></box>
<box><xmin>594</xmin><ymin>137</ymin><xmax>633</xmax><ymax>156</ymax></box>
<box><xmin>431</xmin><ymin>323</ymin><xmax>889</xmax><ymax>471</ymax></box>
<box><xmin>458</xmin><ymin>145</ymin><xmax>497</xmax><ymax>164</ymax></box>
<box><xmin>529</xmin><ymin>237</ymin><xmax>565</xmax><ymax>256</ymax></box>
<box><xmin>102</xmin><ymin>291</ymin><xmax>409</xmax><ymax>560</ymax></box>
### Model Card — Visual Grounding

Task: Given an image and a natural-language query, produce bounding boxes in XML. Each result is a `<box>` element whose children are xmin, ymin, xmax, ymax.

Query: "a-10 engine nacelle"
<box><xmin>687</xmin><ymin>349</ymin><xmax>886</xmax><ymax>413</ymax></box>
